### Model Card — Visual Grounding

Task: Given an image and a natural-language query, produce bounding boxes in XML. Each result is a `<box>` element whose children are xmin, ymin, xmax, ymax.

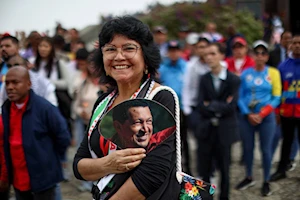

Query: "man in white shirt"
<box><xmin>182</xmin><ymin>37</ymin><xmax>210</xmax><ymax>128</ymax></box>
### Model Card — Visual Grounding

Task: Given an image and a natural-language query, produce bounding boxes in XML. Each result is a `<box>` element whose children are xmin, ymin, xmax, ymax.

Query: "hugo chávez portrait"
<box><xmin>99</xmin><ymin>99</ymin><xmax>176</xmax><ymax>153</ymax></box>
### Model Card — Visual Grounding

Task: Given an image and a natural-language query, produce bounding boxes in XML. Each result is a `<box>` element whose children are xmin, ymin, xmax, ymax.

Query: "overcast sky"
<box><xmin>0</xmin><ymin>0</ymin><xmax>178</xmax><ymax>35</ymax></box>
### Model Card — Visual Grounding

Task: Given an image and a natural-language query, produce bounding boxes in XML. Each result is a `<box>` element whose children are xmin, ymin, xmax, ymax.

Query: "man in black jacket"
<box><xmin>267</xmin><ymin>31</ymin><xmax>292</xmax><ymax>68</ymax></box>
<box><xmin>195</xmin><ymin>43</ymin><xmax>240</xmax><ymax>200</ymax></box>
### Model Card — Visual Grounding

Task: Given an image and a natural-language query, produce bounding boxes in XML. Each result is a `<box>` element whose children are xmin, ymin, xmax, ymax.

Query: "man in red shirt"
<box><xmin>225</xmin><ymin>37</ymin><xmax>255</xmax><ymax>76</ymax></box>
<box><xmin>2</xmin><ymin>67</ymin><xmax>70</xmax><ymax>200</ymax></box>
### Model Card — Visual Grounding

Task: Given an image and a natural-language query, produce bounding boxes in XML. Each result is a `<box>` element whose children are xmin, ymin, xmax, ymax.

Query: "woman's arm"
<box><xmin>77</xmin><ymin>148</ymin><xmax>146</xmax><ymax>181</ymax></box>
<box><xmin>259</xmin><ymin>68</ymin><xmax>282</xmax><ymax>118</ymax></box>
<box><xmin>109</xmin><ymin>177</ymin><xmax>145</xmax><ymax>200</ymax></box>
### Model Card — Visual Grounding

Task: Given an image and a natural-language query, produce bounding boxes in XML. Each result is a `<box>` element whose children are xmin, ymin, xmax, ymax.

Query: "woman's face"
<box><xmin>253</xmin><ymin>47</ymin><xmax>269</xmax><ymax>66</ymax></box>
<box><xmin>38</xmin><ymin>40</ymin><xmax>52</xmax><ymax>59</ymax></box>
<box><xmin>103</xmin><ymin>34</ymin><xmax>145</xmax><ymax>85</ymax></box>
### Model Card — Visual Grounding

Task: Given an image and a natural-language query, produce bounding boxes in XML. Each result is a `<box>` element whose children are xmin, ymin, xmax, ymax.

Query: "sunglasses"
<box><xmin>7</xmin><ymin>63</ymin><xmax>22</xmax><ymax>68</ymax></box>
<box><xmin>254</xmin><ymin>51</ymin><xmax>268</xmax><ymax>56</ymax></box>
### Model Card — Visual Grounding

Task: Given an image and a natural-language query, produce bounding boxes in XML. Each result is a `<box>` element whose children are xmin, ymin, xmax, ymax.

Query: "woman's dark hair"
<box><xmin>34</xmin><ymin>36</ymin><xmax>56</xmax><ymax>77</ymax></box>
<box><xmin>95</xmin><ymin>16</ymin><xmax>161</xmax><ymax>87</ymax></box>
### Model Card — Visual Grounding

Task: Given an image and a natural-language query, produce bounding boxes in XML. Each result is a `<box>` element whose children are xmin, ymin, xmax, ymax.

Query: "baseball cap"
<box><xmin>153</xmin><ymin>26</ymin><xmax>167</xmax><ymax>34</ymax></box>
<box><xmin>197</xmin><ymin>36</ymin><xmax>210</xmax><ymax>44</ymax></box>
<box><xmin>186</xmin><ymin>33</ymin><xmax>200</xmax><ymax>45</ymax></box>
<box><xmin>253</xmin><ymin>40</ymin><xmax>269</xmax><ymax>50</ymax></box>
<box><xmin>167</xmin><ymin>40</ymin><xmax>181</xmax><ymax>50</ymax></box>
<box><xmin>232</xmin><ymin>37</ymin><xmax>247</xmax><ymax>46</ymax></box>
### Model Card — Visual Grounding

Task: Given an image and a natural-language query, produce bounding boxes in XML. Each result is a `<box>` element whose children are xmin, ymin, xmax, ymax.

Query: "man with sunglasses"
<box><xmin>236</xmin><ymin>40</ymin><xmax>281</xmax><ymax>196</ymax></box>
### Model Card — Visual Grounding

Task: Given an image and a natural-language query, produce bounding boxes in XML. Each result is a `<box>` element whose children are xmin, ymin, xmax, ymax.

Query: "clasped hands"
<box><xmin>106</xmin><ymin>148</ymin><xmax>146</xmax><ymax>174</ymax></box>
<box><xmin>247</xmin><ymin>113</ymin><xmax>262</xmax><ymax>126</ymax></box>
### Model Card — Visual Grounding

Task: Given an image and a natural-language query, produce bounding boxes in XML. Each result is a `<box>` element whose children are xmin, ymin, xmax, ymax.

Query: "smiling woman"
<box><xmin>73</xmin><ymin>16</ymin><xmax>180</xmax><ymax>200</ymax></box>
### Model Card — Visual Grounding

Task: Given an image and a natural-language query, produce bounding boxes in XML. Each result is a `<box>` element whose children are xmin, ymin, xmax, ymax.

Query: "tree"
<box><xmin>138</xmin><ymin>2</ymin><xmax>263</xmax><ymax>44</ymax></box>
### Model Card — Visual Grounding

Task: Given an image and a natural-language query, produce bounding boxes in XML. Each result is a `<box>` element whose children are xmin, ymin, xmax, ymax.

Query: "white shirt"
<box><xmin>182</xmin><ymin>58</ymin><xmax>210</xmax><ymax>115</ymax></box>
<box><xmin>234</xmin><ymin>58</ymin><xmax>244</xmax><ymax>72</ymax></box>
<box><xmin>38</xmin><ymin>60</ymin><xmax>59</xmax><ymax>81</ymax></box>
<box><xmin>211</xmin><ymin>65</ymin><xmax>227</xmax><ymax>92</ymax></box>
<box><xmin>29</xmin><ymin>57</ymin><xmax>70</xmax><ymax>91</ymax></box>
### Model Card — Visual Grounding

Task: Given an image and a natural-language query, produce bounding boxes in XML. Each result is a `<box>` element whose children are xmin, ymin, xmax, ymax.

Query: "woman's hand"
<box><xmin>77</xmin><ymin>148</ymin><xmax>146</xmax><ymax>181</ymax></box>
<box><xmin>106</xmin><ymin>148</ymin><xmax>146</xmax><ymax>174</ymax></box>
<box><xmin>247</xmin><ymin>113</ymin><xmax>262</xmax><ymax>126</ymax></box>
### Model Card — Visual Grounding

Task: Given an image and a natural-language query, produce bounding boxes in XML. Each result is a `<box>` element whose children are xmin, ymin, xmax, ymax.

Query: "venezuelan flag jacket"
<box><xmin>279</xmin><ymin>58</ymin><xmax>300</xmax><ymax>117</ymax></box>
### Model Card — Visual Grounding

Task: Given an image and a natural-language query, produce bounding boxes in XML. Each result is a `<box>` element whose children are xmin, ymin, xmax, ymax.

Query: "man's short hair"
<box><xmin>112</xmin><ymin>100</ymin><xmax>151</xmax><ymax>124</ymax></box>
<box><xmin>0</xmin><ymin>35</ymin><xmax>19</xmax><ymax>45</ymax></box>
<box><xmin>76</xmin><ymin>48</ymin><xmax>89</xmax><ymax>60</ymax></box>
<box><xmin>70</xmin><ymin>28</ymin><xmax>79</xmax><ymax>33</ymax></box>
<box><xmin>207</xmin><ymin>42</ymin><xmax>226</xmax><ymax>54</ymax></box>
<box><xmin>281</xmin><ymin>30</ymin><xmax>292</xmax><ymax>39</ymax></box>
<box><xmin>53</xmin><ymin>34</ymin><xmax>65</xmax><ymax>46</ymax></box>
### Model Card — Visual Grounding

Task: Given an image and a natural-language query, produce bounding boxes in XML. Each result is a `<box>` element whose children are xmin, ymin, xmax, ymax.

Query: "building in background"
<box><xmin>208</xmin><ymin>0</ymin><xmax>298</xmax><ymax>34</ymax></box>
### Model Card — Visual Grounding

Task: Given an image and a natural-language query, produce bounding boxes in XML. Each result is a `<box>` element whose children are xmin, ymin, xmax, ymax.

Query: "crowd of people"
<box><xmin>0</xmin><ymin>15</ymin><xmax>299</xmax><ymax>200</ymax></box>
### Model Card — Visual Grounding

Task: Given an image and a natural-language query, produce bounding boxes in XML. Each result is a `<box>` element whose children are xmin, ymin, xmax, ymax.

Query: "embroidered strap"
<box><xmin>147</xmin><ymin>86</ymin><xmax>182</xmax><ymax>181</ymax></box>
<box><xmin>88</xmin><ymin>91</ymin><xmax>117</xmax><ymax>158</ymax></box>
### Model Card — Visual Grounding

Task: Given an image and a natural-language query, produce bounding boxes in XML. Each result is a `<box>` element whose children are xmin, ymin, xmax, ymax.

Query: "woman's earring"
<box><xmin>144</xmin><ymin>68</ymin><xmax>148</xmax><ymax>74</ymax></box>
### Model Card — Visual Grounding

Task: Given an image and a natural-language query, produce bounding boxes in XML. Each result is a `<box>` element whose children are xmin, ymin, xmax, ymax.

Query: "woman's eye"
<box><xmin>105</xmin><ymin>47</ymin><xmax>116</xmax><ymax>52</ymax></box>
<box><xmin>123</xmin><ymin>46</ymin><xmax>136</xmax><ymax>51</ymax></box>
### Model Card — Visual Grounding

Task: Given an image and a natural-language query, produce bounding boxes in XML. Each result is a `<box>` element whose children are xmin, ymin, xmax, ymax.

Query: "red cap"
<box><xmin>2</xmin><ymin>32</ymin><xmax>11</xmax><ymax>37</ymax></box>
<box><xmin>232</xmin><ymin>37</ymin><xmax>247</xmax><ymax>46</ymax></box>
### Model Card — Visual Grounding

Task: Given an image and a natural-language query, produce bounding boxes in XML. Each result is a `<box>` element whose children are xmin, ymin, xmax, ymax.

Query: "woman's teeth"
<box><xmin>114</xmin><ymin>65</ymin><xmax>129</xmax><ymax>69</ymax></box>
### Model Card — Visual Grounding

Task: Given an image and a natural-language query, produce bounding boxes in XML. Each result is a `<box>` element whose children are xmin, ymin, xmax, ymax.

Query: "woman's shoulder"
<box><xmin>241</xmin><ymin>67</ymin><xmax>253</xmax><ymax>77</ymax></box>
<box><xmin>150</xmin><ymin>83</ymin><xmax>176</xmax><ymax>100</ymax></box>
<box><xmin>149</xmin><ymin>83</ymin><xmax>177</xmax><ymax>115</ymax></box>
<box><xmin>93</xmin><ymin>91</ymin><xmax>111</xmax><ymax>106</ymax></box>
<box><xmin>267</xmin><ymin>66</ymin><xmax>280</xmax><ymax>74</ymax></box>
